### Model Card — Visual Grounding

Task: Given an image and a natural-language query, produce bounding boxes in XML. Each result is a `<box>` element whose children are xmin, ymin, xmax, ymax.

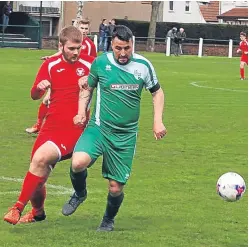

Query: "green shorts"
<box><xmin>74</xmin><ymin>123</ymin><xmax>137</xmax><ymax>184</ymax></box>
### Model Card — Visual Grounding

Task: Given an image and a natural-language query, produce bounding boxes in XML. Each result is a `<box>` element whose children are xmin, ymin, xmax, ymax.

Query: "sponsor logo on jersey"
<box><xmin>57</xmin><ymin>68</ymin><xmax>65</xmax><ymax>72</ymax></box>
<box><xmin>110</xmin><ymin>84</ymin><xmax>139</xmax><ymax>90</ymax></box>
<box><xmin>134</xmin><ymin>70</ymin><xmax>141</xmax><ymax>80</ymax></box>
<box><xmin>105</xmin><ymin>65</ymin><xmax>112</xmax><ymax>71</ymax></box>
<box><xmin>76</xmin><ymin>68</ymin><xmax>85</xmax><ymax>76</ymax></box>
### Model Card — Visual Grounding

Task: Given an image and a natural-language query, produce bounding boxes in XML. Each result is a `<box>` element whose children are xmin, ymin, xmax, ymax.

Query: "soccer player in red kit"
<box><xmin>26</xmin><ymin>19</ymin><xmax>97</xmax><ymax>134</ymax></box>
<box><xmin>237</xmin><ymin>32</ymin><xmax>248</xmax><ymax>80</ymax></box>
<box><xmin>78</xmin><ymin>19</ymin><xmax>97</xmax><ymax>57</ymax></box>
<box><xmin>4</xmin><ymin>26</ymin><xmax>94</xmax><ymax>225</ymax></box>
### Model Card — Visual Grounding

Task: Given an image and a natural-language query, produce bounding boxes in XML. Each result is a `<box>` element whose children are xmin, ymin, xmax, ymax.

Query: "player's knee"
<box><xmin>108</xmin><ymin>180</ymin><xmax>123</xmax><ymax>196</ymax></box>
<box><xmin>240</xmin><ymin>63</ymin><xmax>245</xmax><ymax>68</ymax></box>
<box><xmin>71</xmin><ymin>152</ymin><xmax>90</xmax><ymax>172</ymax></box>
<box><xmin>31</xmin><ymin>154</ymin><xmax>48</xmax><ymax>170</ymax></box>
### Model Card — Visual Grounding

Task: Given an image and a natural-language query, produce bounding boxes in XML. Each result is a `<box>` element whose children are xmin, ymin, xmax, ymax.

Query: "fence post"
<box><xmin>132</xmin><ymin>35</ymin><xmax>135</xmax><ymax>53</ymax></box>
<box><xmin>94</xmin><ymin>34</ymin><xmax>98</xmax><ymax>53</ymax></box>
<box><xmin>228</xmin><ymin>39</ymin><xmax>233</xmax><ymax>58</ymax></box>
<box><xmin>166</xmin><ymin>37</ymin><xmax>171</xmax><ymax>56</ymax></box>
<box><xmin>198</xmin><ymin>38</ymin><xmax>203</xmax><ymax>57</ymax></box>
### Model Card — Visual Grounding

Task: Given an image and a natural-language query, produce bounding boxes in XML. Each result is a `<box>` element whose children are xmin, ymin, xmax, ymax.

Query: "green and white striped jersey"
<box><xmin>88</xmin><ymin>52</ymin><xmax>159</xmax><ymax>132</ymax></box>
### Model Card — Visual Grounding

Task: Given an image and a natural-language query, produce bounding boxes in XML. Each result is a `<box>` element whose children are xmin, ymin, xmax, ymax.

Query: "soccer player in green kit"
<box><xmin>62</xmin><ymin>25</ymin><xmax>167</xmax><ymax>231</ymax></box>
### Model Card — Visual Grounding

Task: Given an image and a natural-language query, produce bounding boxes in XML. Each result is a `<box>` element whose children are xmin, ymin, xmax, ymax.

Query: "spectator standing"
<box><xmin>2</xmin><ymin>1</ymin><xmax>12</xmax><ymax>32</ymax></box>
<box><xmin>107</xmin><ymin>18</ymin><xmax>116</xmax><ymax>51</ymax></box>
<box><xmin>177</xmin><ymin>28</ymin><xmax>186</xmax><ymax>55</ymax></box>
<box><xmin>166</xmin><ymin>27</ymin><xmax>178</xmax><ymax>56</ymax></box>
<box><xmin>98</xmin><ymin>18</ymin><xmax>108</xmax><ymax>52</ymax></box>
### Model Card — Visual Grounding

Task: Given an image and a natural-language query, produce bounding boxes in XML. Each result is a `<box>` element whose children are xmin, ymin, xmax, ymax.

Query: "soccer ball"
<box><xmin>217</xmin><ymin>172</ymin><xmax>246</xmax><ymax>202</ymax></box>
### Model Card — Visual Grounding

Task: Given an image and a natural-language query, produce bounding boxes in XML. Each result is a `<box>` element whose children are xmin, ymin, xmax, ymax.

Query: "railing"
<box><xmin>0</xmin><ymin>24</ymin><xmax>40</xmax><ymax>48</ymax></box>
<box><xmin>92</xmin><ymin>35</ymin><xmax>241</xmax><ymax>57</ymax></box>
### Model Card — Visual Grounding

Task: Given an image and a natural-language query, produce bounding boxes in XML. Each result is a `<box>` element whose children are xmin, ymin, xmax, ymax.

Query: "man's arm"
<box><xmin>2</xmin><ymin>5</ymin><xmax>6</xmax><ymax>15</ymax></box>
<box><xmin>31</xmin><ymin>61</ymin><xmax>51</xmax><ymax>100</ymax></box>
<box><xmin>152</xmin><ymin>87</ymin><xmax>164</xmax><ymax>124</ymax></box>
<box><xmin>74</xmin><ymin>58</ymin><xmax>98</xmax><ymax>126</ymax></box>
<box><xmin>78</xmin><ymin>87</ymin><xmax>94</xmax><ymax>116</ymax></box>
<box><xmin>41</xmin><ymin>50</ymin><xmax>62</xmax><ymax>60</ymax></box>
<box><xmin>152</xmin><ymin>88</ymin><xmax>167</xmax><ymax>140</ymax></box>
<box><xmin>143</xmin><ymin>59</ymin><xmax>166</xmax><ymax>140</ymax></box>
<box><xmin>74</xmin><ymin>87</ymin><xmax>94</xmax><ymax>126</ymax></box>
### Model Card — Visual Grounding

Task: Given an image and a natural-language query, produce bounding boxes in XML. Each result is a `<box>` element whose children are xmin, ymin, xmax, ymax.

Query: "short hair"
<box><xmin>112</xmin><ymin>25</ymin><xmax>133</xmax><ymax>42</ymax></box>
<box><xmin>78</xmin><ymin>19</ymin><xmax>90</xmax><ymax>25</ymax></box>
<box><xmin>59</xmin><ymin>26</ymin><xmax>82</xmax><ymax>45</ymax></box>
<box><xmin>240</xmin><ymin>32</ymin><xmax>247</xmax><ymax>37</ymax></box>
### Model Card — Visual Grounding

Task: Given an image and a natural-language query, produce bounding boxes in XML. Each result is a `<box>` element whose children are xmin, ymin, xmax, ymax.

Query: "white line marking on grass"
<box><xmin>0</xmin><ymin>190</ymin><xmax>70</xmax><ymax>195</ymax></box>
<box><xmin>190</xmin><ymin>82</ymin><xmax>248</xmax><ymax>93</ymax></box>
<box><xmin>0</xmin><ymin>176</ymin><xmax>73</xmax><ymax>195</ymax></box>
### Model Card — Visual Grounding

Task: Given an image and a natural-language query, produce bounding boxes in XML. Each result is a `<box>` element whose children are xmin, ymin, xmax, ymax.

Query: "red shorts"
<box><xmin>31</xmin><ymin>128</ymin><xmax>83</xmax><ymax>162</ymax></box>
<box><xmin>241</xmin><ymin>55</ymin><xmax>248</xmax><ymax>65</ymax></box>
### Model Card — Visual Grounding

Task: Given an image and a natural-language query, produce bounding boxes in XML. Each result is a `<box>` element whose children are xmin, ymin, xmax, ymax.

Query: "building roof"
<box><xmin>217</xmin><ymin>7</ymin><xmax>248</xmax><ymax>19</ymax></box>
<box><xmin>199</xmin><ymin>1</ymin><xmax>220</xmax><ymax>22</ymax></box>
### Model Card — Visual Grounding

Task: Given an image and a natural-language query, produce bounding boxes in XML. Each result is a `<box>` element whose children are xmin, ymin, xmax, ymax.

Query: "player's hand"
<box><xmin>153</xmin><ymin>122</ymin><xmax>167</xmax><ymax>140</ymax></box>
<box><xmin>41</xmin><ymin>56</ymin><xmax>51</xmax><ymax>60</ymax></box>
<box><xmin>237</xmin><ymin>49</ymin><xmax>241</xmax><ymax>53</ymax></box>
<box><xmin>73</xmin><ymin>114</ymin><xmax>87</xmax><ymax>127</ymax></box>
<box><xmin>244</xmin><ymin>51</ymin><xmax>248</xmax><ymax>54</ymax></box>
<box><xmin>78</xmin><ymin>76</ymin><xmax>89</xmax><ymax>90</ymax></box>
<box><xmin>37</xmin><ymin>80</ymin><xmax>51</xmax><ymax>91</ymax></box>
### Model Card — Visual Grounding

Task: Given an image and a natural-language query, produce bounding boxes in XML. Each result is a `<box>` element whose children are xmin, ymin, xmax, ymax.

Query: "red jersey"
<box><xmin>81</xmin><ymin>36</ymin><xmax>97</xmax><ymax>57</ymax></box>
<box><xmin>31</xmin><ymin>53</ymin><xmax>94</xmax><ymax>130</ymax></box>
<box><xmin>239</xmin><ymin>40</ymin><xmax>248</xmax><ymax>56</ymax></box>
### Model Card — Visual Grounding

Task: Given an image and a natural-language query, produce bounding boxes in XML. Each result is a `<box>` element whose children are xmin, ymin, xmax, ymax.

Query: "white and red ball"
<box><xmin>217</xmin><ymin>172</ymin><xmax>246</xmax><ymax>202</ymax></box>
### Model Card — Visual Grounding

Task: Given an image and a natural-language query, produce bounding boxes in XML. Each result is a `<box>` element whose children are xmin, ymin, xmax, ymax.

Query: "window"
<box><xmin>169</xmin><ymin>1</ymin><xmax>174</xmax><ymax>11</ymax></box>
<box><xmin>185</xmin><ymin>1</ymin><xmax>190</xmax><ymax>12</ymax></box>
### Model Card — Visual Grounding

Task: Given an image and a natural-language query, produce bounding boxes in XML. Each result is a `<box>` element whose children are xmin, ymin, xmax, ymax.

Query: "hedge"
<box><xmin>116</xmin><ymin>19</ymin><xmax>247</xmax><ymax>42</ymax></box>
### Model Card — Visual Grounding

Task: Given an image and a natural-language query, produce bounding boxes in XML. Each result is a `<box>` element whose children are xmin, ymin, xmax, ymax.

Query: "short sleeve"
<box><xmin>144</xmin><ymin>61</ymin><xmax>159</xmax><ymax>90</ymax></box>
<box><xmin>31</xmin><ymin>60</ymin><xmax>50</xmax><ymax>98</ymax></box>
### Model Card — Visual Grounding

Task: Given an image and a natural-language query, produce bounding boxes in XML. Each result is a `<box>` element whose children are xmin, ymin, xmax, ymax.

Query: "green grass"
<box><xmin>0</xmin><ymin>48</ymin><xmax>247</xmax><ymax>247</ymax></box>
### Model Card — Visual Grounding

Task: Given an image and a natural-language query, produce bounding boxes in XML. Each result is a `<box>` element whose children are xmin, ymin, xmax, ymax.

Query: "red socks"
<box><xmin>37</xmin><ymin>102</ymin><xmax>48</xmax><ymax>126</ymax></box>
<box><xmin>14</xmin><ymin>171</ymin><xmax>47</xmax><ymax>213</ymax></box>
<box><xmin>240</xmin><ymin>68</ymin><xmax>245</xmax><ymax>79</ymax></box>
<box><xmin>31</xmin><ymin>185</ymin><xmax>46</xmax><ymax>215</ymax></box>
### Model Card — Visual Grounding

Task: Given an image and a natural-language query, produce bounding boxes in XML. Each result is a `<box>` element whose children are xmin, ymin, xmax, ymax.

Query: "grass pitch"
<box><xmin>0</xmin><ymin>48</ymin><xmax>247</xmax><ymax>247</ymax></box>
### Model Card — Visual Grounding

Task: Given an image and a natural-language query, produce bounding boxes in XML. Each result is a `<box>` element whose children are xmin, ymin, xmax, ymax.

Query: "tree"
<box><xmin>146</xmin><ymin>1</ymin><xmax>161</xmax><ymax>52</ymax></box>
<box><xmin>73</xmin><ymin>1</ymin><xmax>84</xmax><ymax>27</ymax></box>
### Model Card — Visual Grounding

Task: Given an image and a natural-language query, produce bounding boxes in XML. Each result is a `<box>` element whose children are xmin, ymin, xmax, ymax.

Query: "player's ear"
<box><xmin>58</xmin><ymin>42</ymin><xmax>63</xmax><ymax>51</ymax></box>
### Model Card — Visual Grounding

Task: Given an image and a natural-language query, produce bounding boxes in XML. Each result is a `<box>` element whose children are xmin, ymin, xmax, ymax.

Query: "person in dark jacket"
<box><xmin>107</xmin><ymin>18</ymin><xmax>116</xmax><ymax>51</ymax></box>
<box><xmin>166</xmin><ymin>27</ymin><xmax>178</xmax><ymax>56</ymax></box>
<box><xmin>98</xmin><ymin>18</ymin><xmax>108</xmax><ymax>52</ymax></box>
<box><xmin>2</xmin><ymin>1</ymin><xmax>12</xmax><ymax>32</ymax></box>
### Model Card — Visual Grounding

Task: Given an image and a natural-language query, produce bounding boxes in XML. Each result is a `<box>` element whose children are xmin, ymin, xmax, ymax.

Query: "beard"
<box><xmin>62</xmin><ymin>48</ymin><xmax>78</xmax><ymax>64</ymax></box>
<box><xmin>117</xmin><ymin>56</ymin><xmax>130</xmax><ymax>65</ymax></box>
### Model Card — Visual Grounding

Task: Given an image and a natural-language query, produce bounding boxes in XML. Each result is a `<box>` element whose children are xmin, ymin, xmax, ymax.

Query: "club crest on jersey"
<box><xmin>134</xmin><ymin>70</ymin><xmax>141</xmax><ymax>80</ymax></box>
<box><xmin>110</xmin><ymin>84</ymin><xmax>139</xmax><ymax>91</ymax></box>
<box><xmin>82</xmin><ymin>45</ymin><xmax>86</xmax><ymax>50</ymax></box>
<box><xmin>76</xmin><ymin>68</ymin><xmax>85</xmax><ymax>76</ymax></box>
